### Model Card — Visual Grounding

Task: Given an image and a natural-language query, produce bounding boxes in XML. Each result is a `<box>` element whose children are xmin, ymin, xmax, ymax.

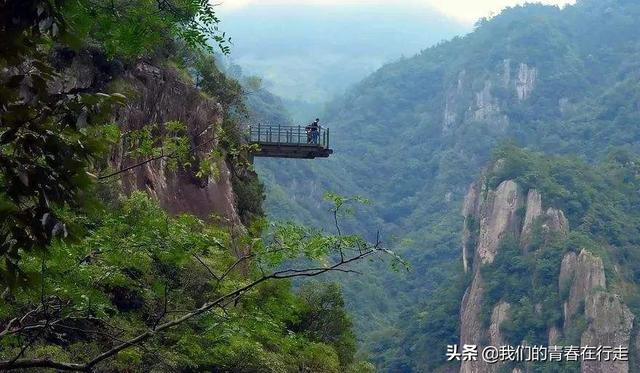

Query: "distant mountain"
<box><xmin>253</xmin><ymin>0</ymin><xmax>640</xmax><ymax>371</ymax></box>
<box><xmin>218</xmin><ymin>2</ymin><xmax>467</xmax><ymax>114</ymax></box>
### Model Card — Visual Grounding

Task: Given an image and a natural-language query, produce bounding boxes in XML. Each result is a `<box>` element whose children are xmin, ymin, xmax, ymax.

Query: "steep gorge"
<box><xmin>254</xmin><ymin>1</ymin><xmax>640</xmax><ymax>370</ymax></box>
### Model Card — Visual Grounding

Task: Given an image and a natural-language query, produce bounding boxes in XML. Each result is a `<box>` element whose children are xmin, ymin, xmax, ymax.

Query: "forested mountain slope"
<box><xmin>457</xmin><ymin>147</ymin><xmax>640</xmax><ymax>373</ymax></box>
<box><xmin>0</xmin><ymin>1</ymin><xmax>386</xmax><ymax>371</ymax></box>
<box><xmin>255</xmin><ymin>0</ymin><xmax>640</xmax><ymax>370</ymax></box>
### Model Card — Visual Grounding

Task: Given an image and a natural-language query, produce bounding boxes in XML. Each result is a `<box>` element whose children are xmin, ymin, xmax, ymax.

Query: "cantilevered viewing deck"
<box><xmin>247</xmin><ymin>124</ymin><xmax>333</xmax><ymax>159</ymax></box>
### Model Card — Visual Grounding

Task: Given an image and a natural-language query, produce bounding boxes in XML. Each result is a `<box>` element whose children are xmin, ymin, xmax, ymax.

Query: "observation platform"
<box><xmin>247</xmin><ymin>124</ymin><xmax>333</xmax><ymax>159</ymax></box>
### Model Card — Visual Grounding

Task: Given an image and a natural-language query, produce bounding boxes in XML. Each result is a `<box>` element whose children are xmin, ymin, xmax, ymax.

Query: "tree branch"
<box><xmin>0</xmin><ymin>248</ymin><xmax>377</xmax><ymax>371</ymax></box>
<box><xmin>98</xmin><ymin>136</ymin><xmax>216</xmax><ymax>181</ymax></box>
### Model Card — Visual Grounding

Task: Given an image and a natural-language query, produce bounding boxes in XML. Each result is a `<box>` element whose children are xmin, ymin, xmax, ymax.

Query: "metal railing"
<box><xmin>247</xmin><ymin>124</ymin><xmax>330</xmax><ymax>149</ymax></box>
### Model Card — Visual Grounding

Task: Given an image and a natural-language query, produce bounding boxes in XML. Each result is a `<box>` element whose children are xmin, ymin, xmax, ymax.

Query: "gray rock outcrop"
<box><xmin>460</xmin><ymin>179</ymin><xmax>524</xmax><ymax>373</ymax></box>
<box><xmin>476</xmin><ymin>180</ymin><xmax>522</xmax><ymax>264</ymax></box>
<box><xmin>516</xmin><ymin>63</ymin><xmax>537</xmax><ymax>101</ymax></box>
<box><xmin>561</xmin><ymin>250</ymin><xmax>606</xmax><ymax>331</ymax></box>
<box><xmin>581</xmin><ymin>292</ymin><xmax>634</xmax><ymax>373</ymax></box>
<box><xmin>459</xmin><ymin>174</ymin><xmax>635</xmax><ymax>373</ymax></box>
<box><xmin>51</xmin><ymin>51</ymin><xmax>244</xmax><ymax>226</ymax></box>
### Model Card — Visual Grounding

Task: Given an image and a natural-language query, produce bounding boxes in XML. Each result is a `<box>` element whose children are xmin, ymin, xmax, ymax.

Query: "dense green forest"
<box><xmin>254</xmin><ymin>0</ymin><xmax>640</xmax><ymax>371</ymax></box>
<box><xmin>5</xmin><ymin>0</ymin><xmax>640</xmax><ymax>371</ymax></box>
<box><xmin>0</xmin><ymin>1</ymin><xmax>398</xmax><ymax>371</ymax></box>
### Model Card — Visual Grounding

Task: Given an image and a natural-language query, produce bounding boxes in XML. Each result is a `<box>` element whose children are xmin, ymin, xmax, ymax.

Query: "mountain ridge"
<box><xmin>254</xmin><ymin>0</ymin><xmax>640</xmax><ymax>370</ymax></box>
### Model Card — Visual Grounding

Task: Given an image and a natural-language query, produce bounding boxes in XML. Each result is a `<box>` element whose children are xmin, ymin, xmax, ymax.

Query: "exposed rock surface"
<box><xmin>548</xmin><ymin>326</ymin><xmax>561</xmax><ymax>345</ymax></box>
<box><xmin>520</xmin><ymin>190</ymin><xmax>569</xmax><ymax>251</ymax></box>
<box><xmin>460</xmin><ymin>275</ymin><xmax>487</xmax><ymax>373</ymax></box>
<box><xmin>112</xmin><ymin>62</ymin><xmax>241</xmax><ymax>224</ymax></box>
<box><xmin>442</xmin><ymin>61</ymin><xmax>537</xmax><ymax>135</ymax></box>
<box><xmin>489</xmin><ymin>301</ymin><xmax>511</xmax><ymax>346</ymax></box>
<box><xmin>444</xmin><ymin>101</ymin><xmax>457</xmax><ymax>131</ymax></box>
<box><xmin>462</xmin><ymin>180</ymin><xmax>483</xmax><ymax>273</ymax></box>
<box><xmin>544</xmin><ymin>208</ymin><xmax>569</xmax><ymax>234</ymax></box>
<box><xmin>557</xmin><ymin>249</ymin><xmax>635</xmax><ymax>373</ymax></box>
<box><xmin>559</xmin><ymin>251</ymin><xmax>578</xmax><ymax>297</ymax></box>
<box><xmin>633</xmin><ymin>328</ymin><xmax>640</xmax><ymax>373</ymax></box>
<box><xmin>53</xmin><ymin>50</ymin><xmax>242</xmax><ymax>224</ymax></box>
<box><xmin>520</xmin><ymin>189</ymin><xmax>542</xmax><ymax>250</ymax></box>
<box><xmin>473</xmin><ymin>81</ymin><xmax>501</xmax><ymax>121</ymax></box>
<box><xmin>442</xmin><ymin>70</ymin><xmax>466</xmax><ymax>133</ymax></box>
<box><xmin>502</xmin><ymin>59</ymin><xmax>512</xmax><ymax>87</ymax></box>
<box><xmin>561</xmin><ymin>250</ymin><xmax>606</xmax><ymax>331</ymax></box>
<box><xmin>581</xmin><ymin>292</ymin><xmax>634</xmax><ymax>373</ymax></box>
<box><xmin>470</xmin><ymin>81</ymin><xmax>509</xmax><ymax>131</ymax></box>
<box><xmin>460</xmin><ymin>178</ymin><xmax>524</xmax><ymax>373</ymax></box>
<box><xmin>476</xmin><ymin>180</ymin><xmax>522</xmax><ymax>264</ymax></box>
<box><xmin>459</xmin><ymin>174</ymin><xmax>636</xmax><ymax>373</ymax></box>
<box><xmin>515</xmin><ymin>63</ymin><xmax>537</xmax><ymax>101</ymax></box>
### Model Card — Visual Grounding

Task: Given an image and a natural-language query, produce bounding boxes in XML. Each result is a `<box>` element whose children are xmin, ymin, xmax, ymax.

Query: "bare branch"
<box><xmin>0</xmin><ymin>248</ymin><xmax>378</xmax><ymax>371</ymax></box>
<box><xmin>0</xmin><ymin>359</ymin><xmax>86</xmax><ymax>371</ymax></box>
<box><xmin>214</xmin><ymin>252</ymin><xmax>255</xmax><ymax>291</ymax></box>
<box><xmin>97</xmin><ymin>153</ymin><xmax>168</xmax><ymax>180</ymax></box>
<box><xmin>98</xmin><ymin>137</ymin><xmax>216</xmax><ymax>181</ymax></box>
<box><xmin>152</xmin><ymin>284</ymin><xmax>169</xmax><ymax>330</ymax></box>
<box><xmin>0</xmin><ymin>305</ymin><xmax>43</xmax><ymax>337</ymax></box>
<box><xmin>334</xmin><ymin>209</ymin><xmax>344</xmax><ymax>262</ymax></box>
<box><xmin>193</xmin><ymin>253</ymin><xmax>220</xmax><ymax>281</ymax></box>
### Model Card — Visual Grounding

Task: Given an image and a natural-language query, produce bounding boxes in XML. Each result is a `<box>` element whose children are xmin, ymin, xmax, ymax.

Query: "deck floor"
<box><xmin>252</xmin><ymin>142</ymin><xmax>333</xmax><ymax>159</ymax></box>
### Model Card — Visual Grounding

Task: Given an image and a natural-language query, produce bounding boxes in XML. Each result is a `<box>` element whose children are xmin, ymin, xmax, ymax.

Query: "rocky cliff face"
<box><xmin>515</xmin><ymin>63</ymin><xmax>537</xmax><ymax>102</ymax></box>
<box><xmin>560</xmin><ymin>250</ymin><xmax>606</xmax><ymax>331</ymax></box>
<box><xmin>459</xmin><ymin>173</ymin><xmax>635</xmax><ymax>373</ymax></box>
<box><xmin>582</xmin><ymin>292</ymin><xmax>634</xmax><ymax>373</ymax></box>
<box><xmin>460</xmin><ymin>177</ymin><xmax>523</xmax><ymax>373</ymax></box>
<box><xmin>442</xmin><ymin>60</ymin><xmax>537</xmax><ymax>135</ymax></box>
<box><xmin>53</xmin><ymin>50</ymin><xmax>242</xmax><ymax>225</ymax></box>
<box><xmin>110</xmin><ymin>62</ymin><xmax>241</xmax><ymax>224</ymax></box>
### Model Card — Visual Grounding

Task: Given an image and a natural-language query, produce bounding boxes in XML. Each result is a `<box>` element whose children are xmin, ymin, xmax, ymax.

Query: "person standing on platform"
<box><xmin>309</xmin><ymin>118</ymin><xmax>321</xmax><ymax>144</ymax></box>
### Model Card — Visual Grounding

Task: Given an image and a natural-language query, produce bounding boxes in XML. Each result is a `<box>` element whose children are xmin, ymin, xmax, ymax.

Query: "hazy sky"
<box><xmin>219</xmin><ymin>0</ymin><xmax>577</xmax><ymax>24</ymax></box>
<box><xmin>216</xmin><ymin>2</ymin><xmax>467</xmax><ymax>103</ymax></box>
<box><xmin>215</xmin><ymin>0</ymin><xmax>578</xmax><ymax>110</ymax></box>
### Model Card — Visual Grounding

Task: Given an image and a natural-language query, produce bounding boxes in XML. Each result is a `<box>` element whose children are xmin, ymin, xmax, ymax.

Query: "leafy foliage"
<box><xmin>295</xmin><ymin>283</ymin><xmax>357</xmax><ymax>366</ymax></box>
<box><xmin>0</xmin><ymin>0</ymin><xmax>128</xmax><ymax>285</ymax></box>
<box><xmin>0</xmin><ymin>192</ymin><xmax>390</xmax><ymax>370</ymax></box>
<box><xmin>63</xmin><ymin>0</ymin><xmax>230</xmax><ymax>58</ymax></box>
<box><xmin>490</xmin><ymin>144</ymin><xmax>640</xmax><ymax>252</ymax></box>
<box><xmin>0</xmin><ymin>1</ymin><xmax>389</xmax><ymax>372</ymax></box>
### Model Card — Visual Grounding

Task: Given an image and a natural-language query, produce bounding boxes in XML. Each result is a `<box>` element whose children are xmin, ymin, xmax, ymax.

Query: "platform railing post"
<box><xmin>257</xmin><ymin>123</ymin><xmax>261</xmax><ymax>142</ymax></box>
<box><xmin>298</xmin><ymin>126</ymin><xmax>301</xmax><ymax>145</ymax></box>
<box><xmin>327</xmin><ymin>128</ymin><xmax>330</xmax><ymax>149</ymax></box>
